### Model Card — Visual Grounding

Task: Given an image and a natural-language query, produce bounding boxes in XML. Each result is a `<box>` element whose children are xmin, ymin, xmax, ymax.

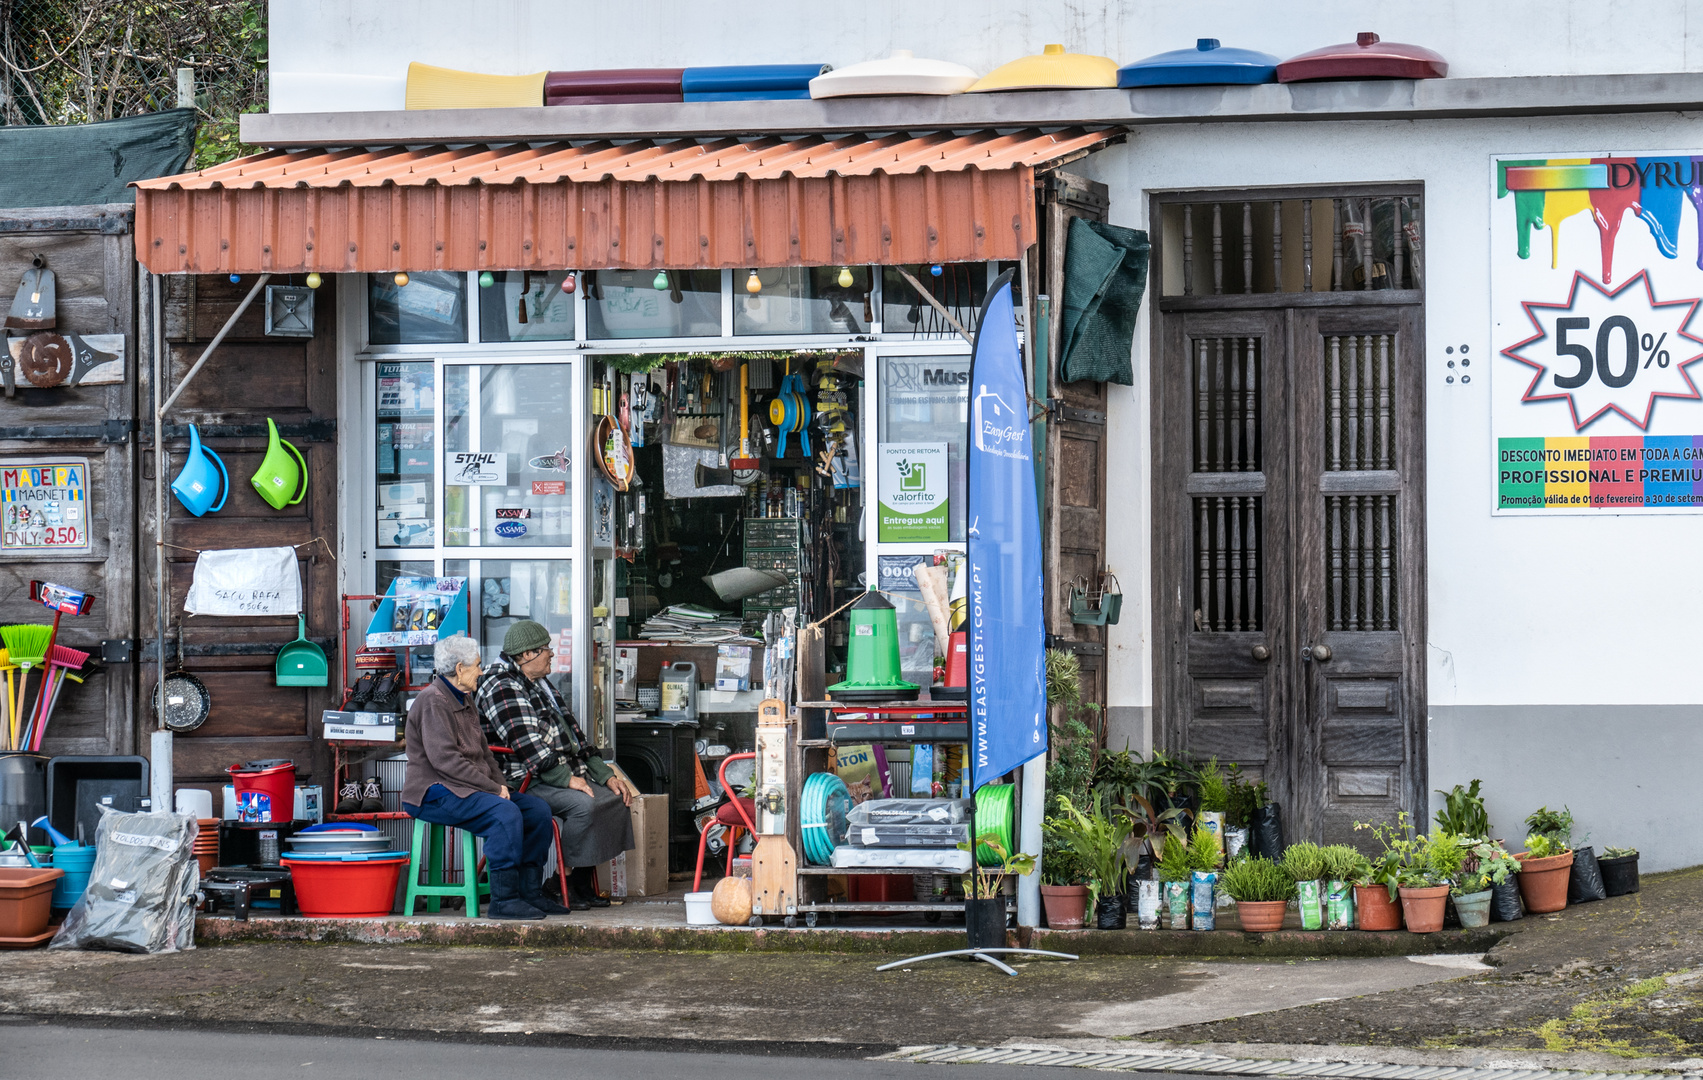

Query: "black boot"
<box><xmin>568</xmin><ymin>866</ymin><xmax>611</xmax><ymax>908</ymax></box>
<box><xmin>484</xmin><ymin>868</ymin><xmax>545</xmax><ymax>920</ymax></box>
<box><xmin>520</xmin><ymin>864</ymin><xmax>573</xmax><ymax>915</ymax></box>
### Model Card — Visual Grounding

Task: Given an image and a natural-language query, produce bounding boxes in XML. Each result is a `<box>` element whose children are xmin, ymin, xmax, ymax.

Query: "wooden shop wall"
<box><xmin>140</xmin><ymin>274</ymin><xmax>338</xmax><ymax>791</ymax></box>
<box><xmin>0</xmin><ymin>204</ymin><xmax>138</xmax><ymax>758</ymax></box>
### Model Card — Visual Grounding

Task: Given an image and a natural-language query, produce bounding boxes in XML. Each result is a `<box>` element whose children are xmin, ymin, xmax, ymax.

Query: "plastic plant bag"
<box><xmin>1568</xmin><ymin>846</ymin><xmax>1607</xmax><ymax>905</ymax></box>
<box><xmin>1190</xmin><ymin>870</ymin><xmax>1218</xmax><ymax>931</ymax></box>
<box><xmin>1135</xmin><ymin>879</ymin><xmax>1161</xmax><ymax>929</ymax></box>
<box><xmin>1250</xmin><ymin>803</ymin><xmax>1284</xmax><ymax>859</ymax></box>
<box><xmin>1163</xmin><ymin>880</ymin><xmax>1190</xmax><ymax>929</ymax></box>
<box><xmin>1325</xmin><ymin>880</ymin><xmax>1356</xmax><ymax>929</ymax></box>
<box><xmin>1490</xmin><ymin>877</ymin><xmax>1525</xmax><ymax>922</ymax></box>
<box><xmin>50</xmin><ymin>809</ymin><xmax>199</xmax><ymax>954</ymax></box>
<box><xmin>1094</xmin><ymin>893</ymin><xmax>1127</xmax><ymax>930</ymax></box>
<box><xmin>1224</xmin><ymin>826</ymin><xmax>1249</xmax><ymax>861</ymax></box>
<box><xmin>1296</xmin><ymin>879</ymin><xmax>1325</xmax><ymax>930</ymax></box>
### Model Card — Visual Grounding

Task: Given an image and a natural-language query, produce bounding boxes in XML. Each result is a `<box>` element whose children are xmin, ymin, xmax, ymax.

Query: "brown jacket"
<box><xmin>402</xmin><ymin>676</ymin><xmax>505</xmax><ymax>805</ymax></box>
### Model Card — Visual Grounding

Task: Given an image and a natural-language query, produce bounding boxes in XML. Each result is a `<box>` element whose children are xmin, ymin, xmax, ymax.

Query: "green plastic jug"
<box><xmin>252</xmin><ymin>418</ymin><xmax>307</xmax><ymax>509</ymax></box>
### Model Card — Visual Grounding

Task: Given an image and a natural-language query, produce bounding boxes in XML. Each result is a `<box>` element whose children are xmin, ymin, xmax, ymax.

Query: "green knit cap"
<box><xmin>502</xmin><ymin>619</ymin><xmax>552</xmax><ymax>657</ymax></box>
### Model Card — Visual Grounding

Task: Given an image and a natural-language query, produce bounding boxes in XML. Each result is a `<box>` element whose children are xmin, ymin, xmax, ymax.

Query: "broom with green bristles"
<box><xmin>0</xmin><ymin>624</ymin><xmax>51</xmax><ymax>751</ymax></box>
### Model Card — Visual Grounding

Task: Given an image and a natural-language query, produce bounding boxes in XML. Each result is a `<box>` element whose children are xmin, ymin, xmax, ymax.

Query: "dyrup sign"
<box><xmin>1493</xmin><ymin>155</ymin><xmax>1703</xmax><ymax>514</ymax></box>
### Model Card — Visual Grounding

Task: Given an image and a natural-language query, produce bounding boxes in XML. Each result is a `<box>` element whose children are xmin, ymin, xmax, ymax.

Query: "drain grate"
<box><xmin>875</xmin><ymin>1045</ymin><xmax>1701</xmax><ymax>1080</ymax></box>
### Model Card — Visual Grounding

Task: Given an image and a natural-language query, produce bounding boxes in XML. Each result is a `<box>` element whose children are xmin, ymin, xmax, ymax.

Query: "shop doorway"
<box><xmin>1150</xmin><ymin>188</ymin><xmax>1427</xmax><ymax>846</ymax></box>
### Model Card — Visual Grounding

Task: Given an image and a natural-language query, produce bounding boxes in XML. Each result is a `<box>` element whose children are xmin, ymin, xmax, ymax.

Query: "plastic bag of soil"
<box><xmin>1095</xmin><ymin>893</ymin><xmax>1127</xmax><ymax>930</ymax></box>
<box><xmin>1568</xmin><ymin>846</ymin><xmax>1607</xmax><ymax>904</ymax></box>
<box><xmin>1490</xmin><ymin>877</ymin><xmax>1525</xmax><ymax>922</ymax></box>
<box><xmin>1190</xmin><ymin>870</ymin><xmax>1218</xmax><ymax>930</ymax></box>
<box><xmin>1134</xmin><ymin>878</ymin><xmax>1161</xmax><ymax>929</ymax></box>
<box><xmin>1162</xmin><ymin>880</ymin><xmax>1190</xmax><ymax>929</ymax></box>
<box><xmin>50</xmin><ymin>809</ymin><xmax>199</xmax><ymax>954</ymax></box>
<box><xmin>1249</xmin><ymin>803</ymin><xmax>1284</xmax><ymax>859</ymax></box>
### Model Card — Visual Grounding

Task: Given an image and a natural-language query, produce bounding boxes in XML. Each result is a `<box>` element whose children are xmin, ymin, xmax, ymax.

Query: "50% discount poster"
<box><xmin>1494</xmin><ymin>154</ymin><xmax>1703</xmax><ymax>513</ymax></box>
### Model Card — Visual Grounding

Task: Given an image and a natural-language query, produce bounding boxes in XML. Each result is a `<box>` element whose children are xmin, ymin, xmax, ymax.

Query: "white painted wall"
<box><xmin>269</xmin><ymin>0</ymin><xmax>1703</xmax><ymax>112</ymax></box>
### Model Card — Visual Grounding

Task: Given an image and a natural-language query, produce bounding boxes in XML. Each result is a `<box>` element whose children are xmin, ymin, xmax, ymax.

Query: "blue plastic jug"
<box><xmin>170</xmin><ymin>424</ymin><xmax>230</xmax><ymax>516</ymax></box>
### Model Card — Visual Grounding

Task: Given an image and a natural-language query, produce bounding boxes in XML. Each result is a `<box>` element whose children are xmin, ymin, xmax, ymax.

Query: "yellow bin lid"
<box><xmin>967</xmin><ymin>44</ymin><xmax>1119</xmax><ymax>92</ymax></box>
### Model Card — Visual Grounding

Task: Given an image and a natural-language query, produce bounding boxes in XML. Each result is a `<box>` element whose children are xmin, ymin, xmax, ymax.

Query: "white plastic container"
<box><xmin>684</xmin><ymin>890</ymin><xmax>716</xmax><ymax>925</ymax></box>
<box><xmin>659</xmin><ymin>661</ymin><xmax>698</xmax><ymax>722</ymax></box>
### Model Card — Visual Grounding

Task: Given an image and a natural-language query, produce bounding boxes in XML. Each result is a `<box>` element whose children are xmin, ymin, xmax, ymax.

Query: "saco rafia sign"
<box><xmin>878</xmin><ymin>443</ymin><xmax>948</xmax><ymax>541</ymax></box>
<box><xmin>1493</xmin><ymin>154</ymin><xmax>1703</xmax><ymax>513</ymax></box>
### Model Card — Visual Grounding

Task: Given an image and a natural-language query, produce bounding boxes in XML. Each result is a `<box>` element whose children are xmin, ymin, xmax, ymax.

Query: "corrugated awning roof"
<box><xmin>133</xmin><ymin>128</ymin><xmax>1119</xmax><ymax>274</ymax></box>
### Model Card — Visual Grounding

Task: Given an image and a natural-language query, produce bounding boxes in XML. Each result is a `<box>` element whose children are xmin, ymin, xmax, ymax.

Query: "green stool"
<box><xmin>403</xmin><ymin>818</ymin><xmax>492</xmax><ymax>917</ymax></box>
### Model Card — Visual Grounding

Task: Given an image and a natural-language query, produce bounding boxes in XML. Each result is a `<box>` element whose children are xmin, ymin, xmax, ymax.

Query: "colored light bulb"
<box><xmin>394</xmin><ymin>272</ymin><xmax>409</xmax><ymax>287</ymax></box>
<box><xmin>229</xmin><ymin>274</ymin><xmax>241</xmax><ymax>283</ymax></box>
<box><xmin>746</xmin><ymin>270</ymin><xmax>762</xmax><ymax>294</ymax></box>
<box><xmin>478</xmin><ymin>271</ymin><xmax>495</xmax><ymax>288</ymax></box>
<box><xmin>560</xmin><ymin>274</ymin><xmax>576</xmax><ymax>294</ymax></box>
<box><xmin>653</xmin><ymin>270</ymin><xmax>668</xmax><ymax>290</ymax></box>
<box><xmin>930</xmin><ymin>264</ymin><xmax>943</xmax><ymax>277</ymax></box>
<box><xmin>304</xmin><ymin>272</ymin><xmax>322</xmax><ymax>289</ymax></box>
<box><xmin>837</xmin><ymin>266</ymin><xmax>854</xmax><ymax>288</ymax></box>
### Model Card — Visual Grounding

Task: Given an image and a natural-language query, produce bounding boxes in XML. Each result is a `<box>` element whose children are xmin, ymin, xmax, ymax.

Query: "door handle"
<box><xmin>1251</xmin><ymin>645</ymin><xmax>1271</xmax><ymax>662</ymax></box>
<box><xmin>1303</xmin><ymin>644</ymin><xmax>1332</xmax><ymax>662</ymax></box>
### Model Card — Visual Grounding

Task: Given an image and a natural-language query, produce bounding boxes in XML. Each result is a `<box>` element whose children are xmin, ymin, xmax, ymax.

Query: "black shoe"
<box><xmin>568</xmin><ymin>866</ymin><xmax>611</xmax><ymax>908</ymax></box>
<box><xmin>520</xmin><ymin>865</ymin><xmax>573</xmax><ymax>915</ymax></box>
<box><xmin>335</xmin><ymin>780</ymin><xmax>361</xmax><ymax>815</ymax></box>
<box><xmin>358</xmin><ymin>777</ymin><xmax>384</xmax><ymax>814</ymax></box>
<box><xmin>484</xmin><ymin>868</ymin><xmax>545</xmax><ymax>920</ymax></box>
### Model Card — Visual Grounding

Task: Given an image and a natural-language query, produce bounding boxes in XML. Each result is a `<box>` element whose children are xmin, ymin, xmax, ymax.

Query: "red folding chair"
<box><xmin>693</xmin><ymin>752</ymin><xmax>757</xmax><ymax>891</ymax></box>
<box><xmin>482</xmin><ymin>745</ymin><xmax>573</xmax><ymax>908</ymax></box>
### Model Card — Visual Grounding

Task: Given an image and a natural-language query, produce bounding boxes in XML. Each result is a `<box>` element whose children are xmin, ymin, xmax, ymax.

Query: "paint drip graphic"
<box><xmin>1500</xmin><ymin>157</ymin><xmax>1703</xmax><ymax>282</ymax></box>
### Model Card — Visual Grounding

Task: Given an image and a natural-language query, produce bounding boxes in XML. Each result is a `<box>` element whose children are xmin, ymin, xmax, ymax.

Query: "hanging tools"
<box><xmin>730</xmin><ymin>361</ymin><xmax>761</xmax><ymax>485</ymax></box>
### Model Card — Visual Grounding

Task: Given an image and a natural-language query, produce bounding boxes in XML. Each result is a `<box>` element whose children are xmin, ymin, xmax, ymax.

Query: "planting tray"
<box><xmin>0</xmin><ymin>926</ymin><xmax>56</xmax><ymax>948</ymax></box>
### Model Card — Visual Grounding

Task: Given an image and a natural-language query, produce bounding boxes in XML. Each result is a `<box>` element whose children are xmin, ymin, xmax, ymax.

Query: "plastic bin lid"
<box><xmin>279</xmin><ymin>851</ymin><xmax>410</xmax><ymax>862</ymax></box>
<box><xmin>967</xmin><ymin>44</ymin><xmax>1118</xmax><ymax>92</ymax></box>
<box><xmin>1276</xmin><ymin>32</ymin><xmax>1448</xmax><ymax>83</ymax></box>
<box><xmin>297</xmin><ymin>822</ymin><xmax>380</xmax><ymax>833</ymax></box>
<box><xmin>809</xmin><ymin>50</ymin><xmax>980</xmax><ymax>99</ymax></box>
<box><xmin>1118</xmin><ymin>39</ymin><xmax>1279</xmax><ymax>87</ymax></box>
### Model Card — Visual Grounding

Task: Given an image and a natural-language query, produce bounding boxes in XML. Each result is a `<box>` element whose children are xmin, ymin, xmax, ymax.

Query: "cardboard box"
<box><xmin>599</xmin><ymin>793</ymin><xmax>669</xmax><ymax>897</ymax></box>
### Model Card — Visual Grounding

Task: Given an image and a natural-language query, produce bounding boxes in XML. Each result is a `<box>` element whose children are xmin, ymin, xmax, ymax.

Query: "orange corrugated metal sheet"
<box><xmin>133</xmin><ymin>128</ymin><xmax>1117</xmax><ymax>274</ymax></box>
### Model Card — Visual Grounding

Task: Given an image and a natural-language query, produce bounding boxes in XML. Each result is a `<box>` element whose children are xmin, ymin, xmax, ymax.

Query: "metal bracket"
<box><xmin>100</xmin><ymin>639</ymin><xmax>135</xmax><ymax>664</ymax></box>
<box><xmin>0</xmin><ymin>212</ymin><xmax>133</xmax><ymax>235</ymax></box>
<box><xmin>1044</xmin><ymin>635</ymin><xmax>1106</xmax><ymax>656</ymax></box>
<box><xmin>0</xmin><ymin>417</ymin><xmax>135</xmax><ymax>443</ymax></box>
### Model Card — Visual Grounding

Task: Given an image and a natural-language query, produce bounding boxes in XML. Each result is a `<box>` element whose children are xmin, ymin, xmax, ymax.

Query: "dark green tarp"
<box><xmin>0</xmin><ymin>109</ymin><xmax>196</xmax><ymax>209</ymax></box>
<box><xmin>1058</xmin><ymin>216</ymin><xmax>1150</xmax><ymax>386</ymax></box>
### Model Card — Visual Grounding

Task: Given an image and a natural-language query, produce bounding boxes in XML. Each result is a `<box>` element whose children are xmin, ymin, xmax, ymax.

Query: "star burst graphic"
<box><xmin>1501</xmin><ymin>270</ymin><xmax>1703</xmax><ymax>431</ymax></box>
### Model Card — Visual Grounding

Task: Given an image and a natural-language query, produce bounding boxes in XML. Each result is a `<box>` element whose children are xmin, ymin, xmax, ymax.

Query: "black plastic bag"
<box><xmin>1095</xmin><ymin>894</ymin><xmax>1127</xmax><ymax>930</ymax></box>
<box><xmin>1490</xmin><ymin>877</ymin><xmax>1525</xmax><ymax>922</ymax></box>
<box><xmin>1250</xmin><ymin>803</ymin><xmax>1284</xmax><ymax>860</ymax></box>
<box><xmin>1568</xmin><ymin>846</ymin><xmax>1607</xmax><ymax>904</ymax></box>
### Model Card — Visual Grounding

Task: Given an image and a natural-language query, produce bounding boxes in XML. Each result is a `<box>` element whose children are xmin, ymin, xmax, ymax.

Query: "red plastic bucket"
<box><xmin>280</xmin><ymin>855</ymin><xmax>407</xmax><ymax>917</ymax></box>
<box><xmin>227</xmin><ymin>759</ymin><xmax>296</xmax><ymax>823</ymax></box>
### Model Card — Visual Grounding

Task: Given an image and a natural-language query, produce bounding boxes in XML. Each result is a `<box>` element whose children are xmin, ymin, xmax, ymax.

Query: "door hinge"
<box><xmin>100</xmin><ymin>639</ymin><xmax>135</xmax><ymax>664</ymax></box>
<box><xmin>0</xmin><ymin>417</ymin><xmax>135</xmax><ymax>443</ymax></box>
<box><xmin>1045</xmin><ymin>635</ymin><xmax>1106</xmax><ymax>656</ymax></box>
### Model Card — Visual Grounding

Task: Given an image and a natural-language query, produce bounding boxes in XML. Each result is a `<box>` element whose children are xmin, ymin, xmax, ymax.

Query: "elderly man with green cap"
<box><xmin>475</xmin><ymin>619</ymin><xmax>634</xmax><ymax>908</ymax></box>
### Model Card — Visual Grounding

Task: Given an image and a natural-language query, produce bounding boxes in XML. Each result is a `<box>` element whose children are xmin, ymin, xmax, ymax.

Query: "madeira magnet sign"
<box><xmin>1</xmin><ymin>459</ymin><xmax>90</xmax><ymax>553</ymax></box>
<box><xmin>1493</xmin><ymin>154</ymin><xmax>1703</xmax><ymax>513</ymax></box>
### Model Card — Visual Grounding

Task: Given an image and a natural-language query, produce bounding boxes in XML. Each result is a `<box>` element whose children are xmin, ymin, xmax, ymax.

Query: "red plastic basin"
<box><xmin>279</xmin><ymin>856</ymin><xmax>406</xmax><ymax>918</ymax></box>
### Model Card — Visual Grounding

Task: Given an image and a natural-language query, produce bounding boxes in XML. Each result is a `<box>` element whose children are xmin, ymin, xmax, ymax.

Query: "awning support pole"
<box><xmin>159</xmin><ymin>273</ymin><xmax>270</xmax><ymax>416</ymax></box>
<box><xmin>894</xmin><ymin>267</ymin><xmax>974</xmax><ymax>346</ymax></box>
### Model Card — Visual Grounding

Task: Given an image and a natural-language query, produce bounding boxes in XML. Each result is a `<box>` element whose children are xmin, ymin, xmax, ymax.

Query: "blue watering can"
<box><xmin>170</xmin><ymin>424</ymin><xmax>230</xmax><ymax>516</ymax></box>
<box><xmin>31</xmin><ymin>816</ymin><xmax>73</xmax><ymax>847</ymax></box>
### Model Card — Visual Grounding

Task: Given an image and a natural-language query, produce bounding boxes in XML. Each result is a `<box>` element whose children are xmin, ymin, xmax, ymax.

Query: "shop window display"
<box><xmin>478</xmin><ymin>270</ymin><xmax>576</xmax><ymax>342</ymax></box>
<box><xmin>443</xmin><ymin>363</ymin><xmax>575</xmax><ymax>548</ymax></box>
<box><xmin>734</xmin><ymin>266</ymin><xmax>873</xmax><ymax>336</ymax></box>
<box><xmin>368</xmin><ymin>271</ymin><xmax>468</xmax><ymax>345</ymax></box>
<box><xmin>877</xmin><ymin>353</ymin><xmax>971</xmax><ymax>542</ymax></box>
<box><xmin>376</xmin><ymin>361</ymin><xmax>436</xmax><ymax>548</ymax></box>
<box><xmin>585</xmin><ymin>269</ymin><xmax>721</xmax><ymax>339</ymax></box>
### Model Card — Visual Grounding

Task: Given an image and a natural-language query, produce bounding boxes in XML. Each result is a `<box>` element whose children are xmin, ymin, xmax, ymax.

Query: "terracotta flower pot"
<box><xmin>1354</xmin><ymin>884</ymin><xmax>1402</xmax><ymax>931</ymax></box>
<box><xmin>1235</xmin><ymin>899</ymin><xmax>1288</xmax><ymax>932</ymax></box>
<box><xmin>1515</xmin><ymin>850</ymin><xmax>1575</xmax><ymax>913</ymax></box>
<box><xmin>1040</xmin><ymin>884</ymin><xmax>1089</xmax><ymax>929</ymax></box>
<box><xmin>1398</xmin><ymin>884</ymin><xmax>1451</xmax><ymax>933</ymax></box>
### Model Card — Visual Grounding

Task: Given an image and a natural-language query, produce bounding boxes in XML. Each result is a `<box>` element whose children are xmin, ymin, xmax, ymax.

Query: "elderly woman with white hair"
<box><xmin>400</xmin><ymin>634</ymin><xmax>566</xmax><ymax>920</ymax></box>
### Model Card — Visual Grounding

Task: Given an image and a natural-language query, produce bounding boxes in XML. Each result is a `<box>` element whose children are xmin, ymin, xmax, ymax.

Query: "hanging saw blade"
<box><xmin>14</xmin><ymin>331</ymin><xmax>120</xmax><ymax>388</ymax></box>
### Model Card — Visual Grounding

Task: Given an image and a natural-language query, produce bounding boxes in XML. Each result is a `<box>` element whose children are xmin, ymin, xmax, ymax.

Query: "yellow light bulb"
<box><xmin>746</xmin><ymin>270</ymin><xmax>762</xmax><ymax>295</ymax></box>
<box><xmin>837</xmin><ymin>266</ymin><xmax>854</xmax><ymax>288</ymax></box>
<box><xmin>394</xmin><ymin>272</ymin><xmax>410</xmax><ymax>287</ymax></box>
<box><xmin>305</xmin><ymin>272</ymin><xmax>323</xmax><ymax>290</ymax></box>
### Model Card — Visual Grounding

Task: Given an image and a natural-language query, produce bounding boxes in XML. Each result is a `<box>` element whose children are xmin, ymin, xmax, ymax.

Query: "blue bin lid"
<box><xmin>297</xmin><ymin>822</ymin><xmax>380</xmax><ymax>834</ymax></box>
<box><xmin>1118</xmin><ymin>39</ymin><xmax>1279</xmax><ymax>87</ymax></box>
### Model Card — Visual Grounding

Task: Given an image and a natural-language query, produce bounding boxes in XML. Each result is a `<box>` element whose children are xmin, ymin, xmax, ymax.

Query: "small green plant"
<box><xmin>960</xmin><ymin>834</ymin><xmax>1037</xmax><ymax>900</ymax></box>
<box><xmin>1196</xmin><ymin>757</ymin><xmax>1230</xmax><ymax>814</ymax></box>
<box><xmin>1281</xmin><ymin>840</ymin><xmax>1329</xmax><ymax>882</ymax></box>
<box><xmin>1224</xmin><ymin>764</ymin><xmax>1260</xmax><ymax>828</ymax></box>
<box><xmin>1524</xmin><ymin>806</ymin><xmax>1576</xmax><ymax>850</ymax></box>
<box><xmin>1524</xmin><ymin>833</ymin><xmax>1559</xmax><ymax>859</ymax></box>
<box><xmin>1434</xmin><ymin>780</ymin><xmax>1490</xmax><ymax>838</ymax></box>
<box><xmin>1354</xmin><ymin>812</ymin><xmax>1424</xmax><ymax>899</ymax></box>
<box><xmin>1424</xmin><ymin>831</ymin><xmax>1468</xmax><ymax>883</ymax></box>
<box><xmin>1185</xmin><ymin>826</ymin><xmax>1222</xmax><ymax>873</ymax></box>
<box><xmin>1048</xmin><ymin>794</ymin><xmax>1132</xmax><ymax>904</ymax></box>
<box><xmin>1219</xmin><ymin>856</ymin><xmax>1297</xmax><ymax>903</ymax></box>
<box><xmin>1320</xmin><ymin>844</ymin><xmax>1371</xmax><ymax>883</ymax></box>
<box><xmin>1601</xmin><ymin>846</ymin><xmax>1638</xmax><ymax>859</ymax></box>
<box><xmin>1041</xmin><ymin>826</ymin><xmax>1093</xmax><ymax>886</ymax></box>
<box><xmin>1157</xmin><ymin>833</ymin><xmax>1191</xmax><ymax>882</ymax></box>
<box><xmin>1455</xmin><ymin>839</ymin><xmax>1519</xmax><ymax>894</ymax></box>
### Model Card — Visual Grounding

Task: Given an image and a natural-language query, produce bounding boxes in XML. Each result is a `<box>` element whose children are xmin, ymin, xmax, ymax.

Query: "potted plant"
<box><xmin>1120</xmin><ymin>791</ymin><xmax>1186</xmax><ymax>925</ymax></box>
<box><xmin>1223</xmin><ymin>764</ymin><xmax>1258</xmax><ymax>859</ymax></box>
<box><xmin>1039</xmin><ymin>829</ymin><xmax>1092</xmax><ymax>929</ymax></box>
<box><xmin>1281</xmin><ymin>841</ymin><xmax>1329</xmax><ymax>930</ymax></box>
<box><xmin>1186</xmin><ymin>827</ymin><xmax>1223</xmax><ymax>930</ymax></box>
<box><xmin>1353</xmin><ymin>814</ymin><xmax>1421</xmax><ymax>931</ymax></box>
<box><xmin>1399</xmin><ymin>831</ymin><xmax>1462</xmax><ymax>933</ymax></box>
<box><xmin>1221</xmin><ymin>855</ymin><xmax>1294</xmax><ymax>932</ymax></box>
<box><xmin>1157</xmin><ymin>832</ymin><xmax>1192</xmax><ymax>929</ymax></box>
<box><xmin>1048</xmin><ymin>794</ymin><xmax>1131</xmax><ymax>930</ymax></box>
<box><xmin>1515</xmin><ymin>832</ymin><xmax>1575</xmax><ymax>913</ymax></box>
<box><xmin>1598</xmin><ymin>846</ymin><xmax>1640</xmax><ymax>896</ymax></box>
<box><xmin>1451</xmin><ymin>838</ymin><xmax>1517</xmax><ymax>928</ymax></box>
<box><xmin>1320</xmin><ymin>845</ymin><xmax>1369</xmax><ymax>929</ymax></box>
<box><xmin>960</xmin><ymin>835</ymin><xmax>1034</xmax><ymax>949</ymax></box>
<box><xmin>1434</xmin><ymin>780</ymin><xmax>1490</xmax><ymax>837</ymax></box>
<box><xmin>1195</xmin><ymin>757</ymin><xmax>1230</xmax><ymax>860</ymax></box>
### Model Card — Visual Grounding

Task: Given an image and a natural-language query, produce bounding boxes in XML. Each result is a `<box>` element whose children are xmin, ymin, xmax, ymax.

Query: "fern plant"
<box><xmin>1196</xmin><ymin>757</ymin><xmax>1230</xmax><ymax>814</ymax></box>
<box><xmin>1185</xmin><ymin>826</ymin><xmax>1222</xmax><ymax>873</ymax></box>
<box><xmin>1156</xmin><ymin>833</ymin><xmax>1191</xmax><ymax>882</ymax></box>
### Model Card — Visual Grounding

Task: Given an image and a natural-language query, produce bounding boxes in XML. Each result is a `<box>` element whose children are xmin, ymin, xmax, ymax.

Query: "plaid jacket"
<box><xmin>474</xmin><ymin>659</ymin><xmax>609</xmax><ymax>786</ymax></box>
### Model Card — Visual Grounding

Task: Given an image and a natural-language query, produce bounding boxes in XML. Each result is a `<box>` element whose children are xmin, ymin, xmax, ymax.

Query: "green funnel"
<box><xmin>825</xmin><ymin>591</ymin><xmax>920</xmax><ymax>702</ymax></box>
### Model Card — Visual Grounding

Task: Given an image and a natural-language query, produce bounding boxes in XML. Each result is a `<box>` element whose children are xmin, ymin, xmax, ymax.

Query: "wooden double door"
<box><xmin>1154</xmin><ymin>303</ymin><xmax>1426</xmax><ymax>845</ymax></box>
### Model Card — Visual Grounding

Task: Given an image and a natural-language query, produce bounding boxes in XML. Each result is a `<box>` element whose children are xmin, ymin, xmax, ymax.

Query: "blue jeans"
<box><xmin>403</xmin><ymin>784</ymin><xmax>553</xmax><ymax>872</ymax></box>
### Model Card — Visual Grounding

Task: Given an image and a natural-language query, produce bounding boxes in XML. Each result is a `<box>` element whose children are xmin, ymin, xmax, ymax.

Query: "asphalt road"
<box><xmin>2</xmin><ymin>1020</ymin><xmax>1116</xmax><ymax>1080</ymax></box>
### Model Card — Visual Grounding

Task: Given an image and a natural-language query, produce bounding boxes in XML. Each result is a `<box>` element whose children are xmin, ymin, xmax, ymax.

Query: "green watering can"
<box><xmin>252</xmin><ymin>418</ymin><xmax>307</xmax><ymax>510</ymax></box>
<box><xmin>275</xmin><ymin>614</ymin><xmax>329</xmax><ymax>687</ymax></box>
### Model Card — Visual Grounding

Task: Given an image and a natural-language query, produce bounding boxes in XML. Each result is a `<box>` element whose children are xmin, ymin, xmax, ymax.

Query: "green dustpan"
<box><xmin>275</xmin><ymin>614</ymin><xmax>328</xmax><ymax>687</ymax></box>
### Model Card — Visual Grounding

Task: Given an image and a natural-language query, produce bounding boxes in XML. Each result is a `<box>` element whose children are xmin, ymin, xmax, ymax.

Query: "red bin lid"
<box><xmin>1276</xmin><ymin>32</ymin><xmax>1447</xmax><ymax>83</ymax></box>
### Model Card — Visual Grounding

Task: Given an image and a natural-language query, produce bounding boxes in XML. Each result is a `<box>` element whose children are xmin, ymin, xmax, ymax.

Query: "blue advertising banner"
<box><xmin>967</xmin><ymin>270</ymin><xmax>1047</xmax><ymax>790</ymax></box>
